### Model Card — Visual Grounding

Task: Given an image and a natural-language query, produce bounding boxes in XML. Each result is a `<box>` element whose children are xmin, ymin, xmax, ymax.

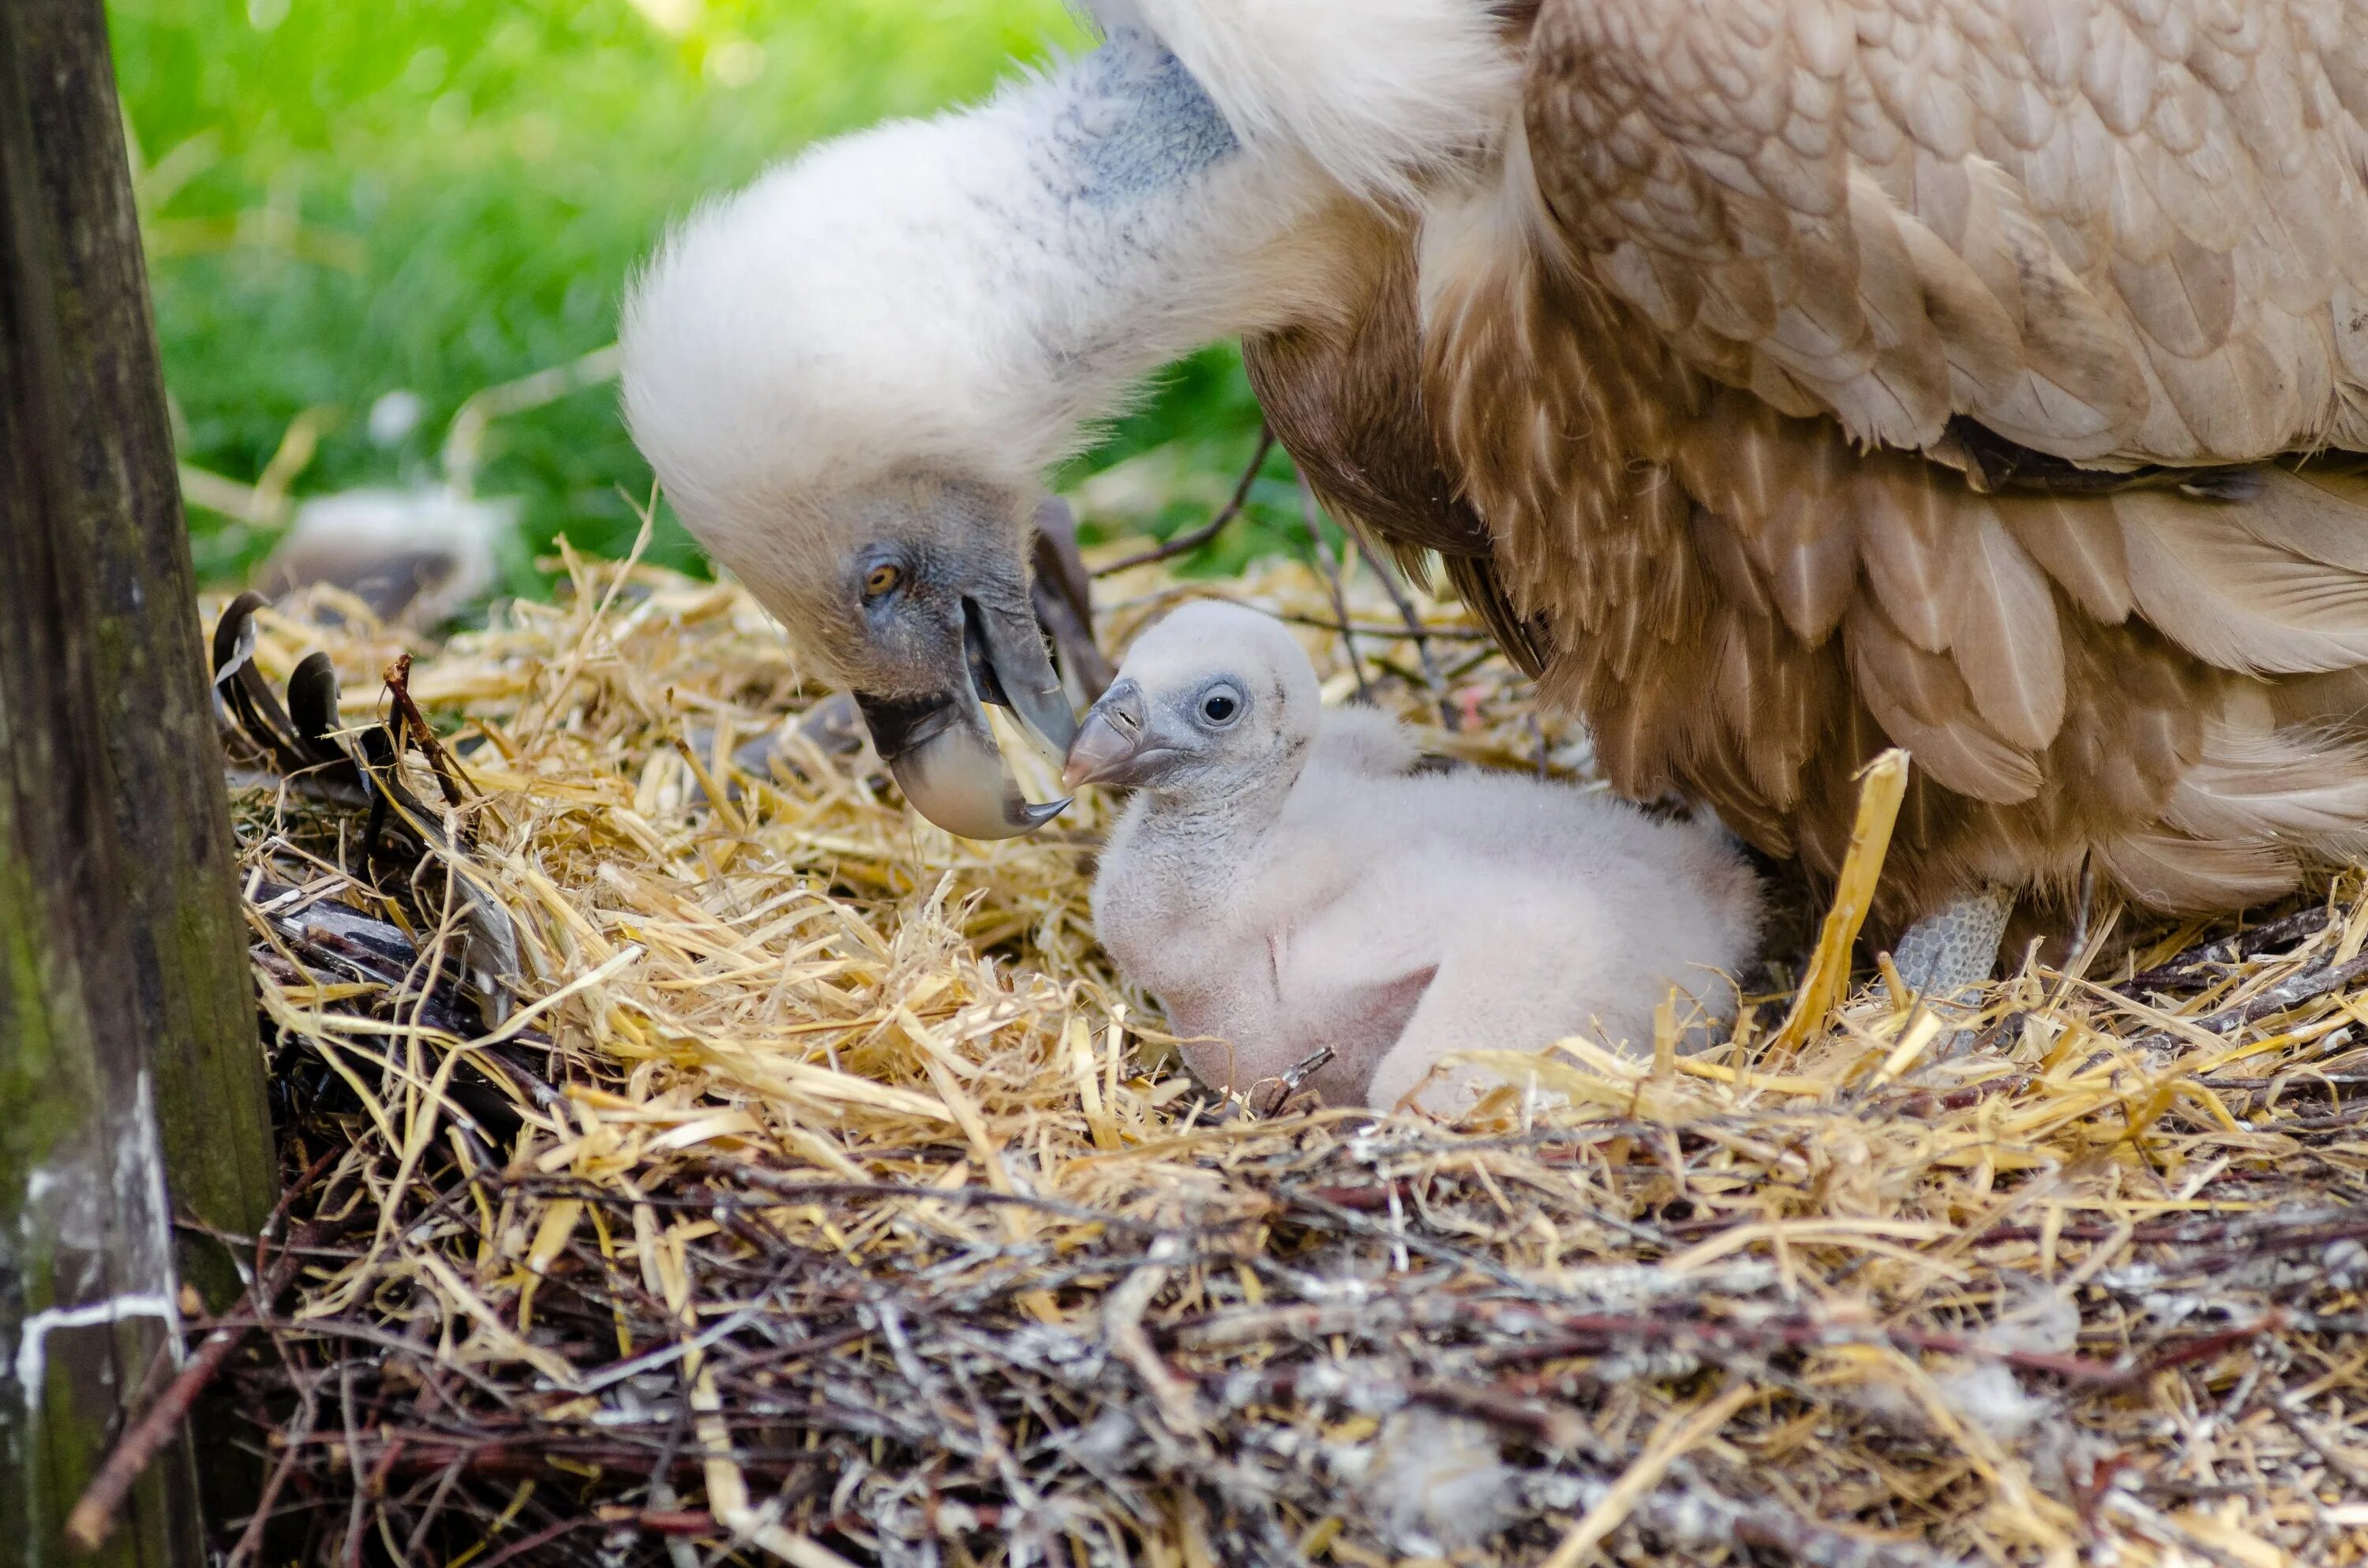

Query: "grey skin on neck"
<box><xmin>1104</xmin><ymin>780</ymin><xmax>1286</xmax><ymax>956</ymax></box>
<box><xmin>1053</xmin><ymin>31</ymin><xmax>1240</xmax><ymax>204</ymax></box>
<box><xmin>1133</xmin><ymin>734</ymin><xmax>1312</xmax><ymax>857</ymax></box>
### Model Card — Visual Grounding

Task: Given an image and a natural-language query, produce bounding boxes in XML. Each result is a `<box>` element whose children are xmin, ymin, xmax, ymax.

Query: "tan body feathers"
<box><xmin>1249</xmin><ymin>0</ymin><xmax>2368</xmax><ymax>928</ymax></box>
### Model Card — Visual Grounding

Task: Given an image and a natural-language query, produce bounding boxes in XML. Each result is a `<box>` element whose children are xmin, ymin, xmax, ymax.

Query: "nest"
<box><xmin>197</xmin><ymin>535</ymin><xmax>2368</xmax><ymax>1567</ymax></box>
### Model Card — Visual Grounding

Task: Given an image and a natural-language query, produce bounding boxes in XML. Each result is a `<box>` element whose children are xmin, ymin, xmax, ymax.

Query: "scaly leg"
<box><xmin>1890</xmin><ymin>885</ymin><xmax>2017</xmax><ymax>1004</ymax></box>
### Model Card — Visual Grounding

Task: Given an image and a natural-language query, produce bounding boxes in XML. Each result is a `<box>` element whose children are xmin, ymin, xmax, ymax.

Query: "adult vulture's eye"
<box><xmin>863</xmin><ymin>563</ymin><xmax>901</xmax><ymax>600</ymax></box>
<box><xmin>1198</xmin><ymin>687</ymin><xmax>1242</xmax><ymax>726</ymax></box>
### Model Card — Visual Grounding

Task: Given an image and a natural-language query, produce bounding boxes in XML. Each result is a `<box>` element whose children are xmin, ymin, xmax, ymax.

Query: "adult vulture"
<box><xmin>620</xmin><ymin>0</ymin><xmax>2368</xmax><ymax>988</ymax></box>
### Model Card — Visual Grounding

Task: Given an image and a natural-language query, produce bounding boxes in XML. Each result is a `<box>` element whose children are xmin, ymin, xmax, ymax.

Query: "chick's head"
<box><xmin>1062</xmin><ymin>600</ymin><xmax>1321</xmax><ymax>800</ymax></box>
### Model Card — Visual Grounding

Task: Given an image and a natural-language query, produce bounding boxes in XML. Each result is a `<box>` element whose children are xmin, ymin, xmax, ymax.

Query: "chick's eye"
<box><xmin>863</xmin><ymin>563</ymin><xmax>901</xmax><ymax>599</ymax></box>
<box><xmin>1199</xmin><ymin>690</ymin><xmax>1240</xmax><ymax>724</ymax></box>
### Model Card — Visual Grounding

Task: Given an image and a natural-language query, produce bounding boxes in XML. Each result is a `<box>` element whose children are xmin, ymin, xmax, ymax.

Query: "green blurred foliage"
<box><xmin>112</xmin><ymin>0</ymin><xmax>1276</xmax><ymax>596</ymax></box>
<box><xmin>1054</xmin><ymin>346</ymin><xmax>1323</xmax><ymax>577</ymax></box>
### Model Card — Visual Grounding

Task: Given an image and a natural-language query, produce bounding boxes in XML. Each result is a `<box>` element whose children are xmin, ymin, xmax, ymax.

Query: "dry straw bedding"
<box><xmin>208</xmin><ymin>539</ymin><xmax>2368</xmax><ymax>1567</ymax></box>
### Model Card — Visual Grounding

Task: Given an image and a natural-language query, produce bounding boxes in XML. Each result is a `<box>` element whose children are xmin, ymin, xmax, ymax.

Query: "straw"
<box><xmin>196</xmin><ymin>546</ymin><xmax>2368</xmax><ymax>1566</ymax></box>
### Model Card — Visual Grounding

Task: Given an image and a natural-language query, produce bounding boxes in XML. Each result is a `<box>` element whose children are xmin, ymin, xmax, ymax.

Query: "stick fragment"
<box><xmin>1770</xmin><ymin>748</ymin><xmax>1909</xmax><ymax>1053</ymax></box>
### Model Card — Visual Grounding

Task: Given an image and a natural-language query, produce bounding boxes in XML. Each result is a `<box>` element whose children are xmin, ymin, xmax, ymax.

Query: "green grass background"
<box><xmin>114</xmin><ymin>0</ymin><xmax>1302</xmax><ymax>601</ymax></box>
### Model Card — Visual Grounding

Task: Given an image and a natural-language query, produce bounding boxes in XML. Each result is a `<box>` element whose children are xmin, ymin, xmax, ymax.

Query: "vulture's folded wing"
<box><xmin>1523</xmin><ymin>0</ymin><xmax>2368</xmax><ymax>467</ymax></box>
<box><xmin>1243</xmin><ymin>205</ymin><xmax>1552</xmax><ymax>673</ymax></box>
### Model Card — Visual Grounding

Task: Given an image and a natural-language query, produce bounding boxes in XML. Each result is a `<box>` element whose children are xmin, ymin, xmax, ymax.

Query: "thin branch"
<box><xmin>473</xmin><ymin>1516</ymin><xmax>592</xmax><ymax>1568</ymax></box>
<box><xmin>66</xmin><ymin>1149</ymin><xmax>344</xmax><ymax>1551</ymax></box>
<box><xmin>383</xmin><ymin>651</ymin><xmax>474</xmax><ymax>806</ymax></box>
<box><xmin>2126</xmin><ymin>950</ymin><xmax>2368</xmax><ymax>1053</ymax></box>
<box><xmin>1349</xmin><ymin>535</ymin><xmax>1459</xmax><ymax>728</ymax></box>
<box><xmin>1090</xmin><ymin>425</ymin><xmax>1276</xmax><ymax>578</ymax></box>
<box><xmin>66</xmin><ymin>1317</ymin><xmax>257</xmax><ymax>1549</ymax></box>
<box><xmin>1272</xmin><ymin>613</ymin><xmax>1496</xmax><ymax>642</ymax></box>
<box><xmin>225</xmin><ymin>1366</ymin><xmax>321</xmax><ymax>1568</ymax></box>
<box><xmin>1297</xmin><ymin>473</ymin><xmax>1370</xmax><ymax>702</ymax></box>
<box><xmin>2122</xmin><ymin>904</ymin><xmax>2332</xmax><ymax>994</ymax></box>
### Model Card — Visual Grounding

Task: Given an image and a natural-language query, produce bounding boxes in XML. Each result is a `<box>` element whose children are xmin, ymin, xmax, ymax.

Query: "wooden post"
<box><xmin>0</xmin><ymin>0</ymin><xmax>280</xmax><ymax>1561</ymax></box>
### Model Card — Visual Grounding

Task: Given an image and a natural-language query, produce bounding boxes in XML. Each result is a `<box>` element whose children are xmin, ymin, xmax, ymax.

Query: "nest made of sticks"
<box><xmin>190</xmin><ymin>532</ymin><xmax>2368</xmax><ymax>1568</ymax></box>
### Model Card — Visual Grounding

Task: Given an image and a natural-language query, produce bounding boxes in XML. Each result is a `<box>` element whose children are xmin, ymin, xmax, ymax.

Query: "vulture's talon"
<box><xmin>1890</xmin><ymin>885</ymin><xmax>2016</xmax><ymax>1001</ymax></box>
<box><xmin>1890</xmin><ymin>885</ymin><xmax>2017</xmax><ymax>1053</ymax></box>
<box><xmin>1242</xmin><ymin>1077</ymin><xmax>1292</xmax><ymax>1118</ymax></box>
<box><xmin>1248</xmin><ymin>1046</ymin><xmax>1337</xmax><ymax>1117</ymax></box>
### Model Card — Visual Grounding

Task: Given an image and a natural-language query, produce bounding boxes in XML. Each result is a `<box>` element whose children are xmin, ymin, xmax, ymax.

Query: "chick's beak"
<box><xmin>1062</xmin><ymin>680</ymin><xmax>1152</xmax><ymax>791</ymax></box>
<box><xmin>854</xmin><ymin>598</ymin><xmax>1076</xmax><ymax>840</ymax></box>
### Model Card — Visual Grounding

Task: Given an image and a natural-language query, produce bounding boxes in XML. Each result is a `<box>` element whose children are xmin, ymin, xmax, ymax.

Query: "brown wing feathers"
<box><xmin>1240</xmin><ymin>205</ymin><xmax>1551</xmax><ymax>675</ymax></box>
<box><xmin>1526</xmin><ymin>0</ymin><xmax>2368</xmax><ymax>467</ymax></box>
<box><xmin>1424</xmin><ymin>207</ymin><xmax>2368</xmax><ymax>922</ymax></box>
<box><xmin>1952</xmin><ymin>511</ymin><xmax>2067</xmax><ymax>751</ymax></box>
<box><xmin>1240</xmin><ymin>0</ymin><xmax>2368</xmax><ymax>925</ymax></box>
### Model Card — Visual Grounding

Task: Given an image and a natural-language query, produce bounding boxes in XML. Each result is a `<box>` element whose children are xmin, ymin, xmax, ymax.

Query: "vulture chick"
<box><xmin>621</xmin><ymin>0</ymin><xmax>2368</xmax><ymax>991</ymax></box>
<box><xmin>1068</xmin><ymin>601</ymin><xmax>1763</xmax><ymax>1112</ymax></box>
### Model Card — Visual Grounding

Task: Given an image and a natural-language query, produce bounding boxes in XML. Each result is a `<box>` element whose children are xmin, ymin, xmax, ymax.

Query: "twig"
<box><xmin>66</xmin><ymin>1150</ymin><xmax>343</xmax><ymax>1551</ymax></box>
<box><xmin>1243</xmin><ymin>1046</ymin><xmax>1336</xmax><ymax>1118</ymax></box>
<box><xmin>257</xmin><ymin>1432</ymin><xmax>830</xmax><ymax>1484</ymax></box>
<box><xmin>472</xmin><ymin>1516</ymin><xmax>591</xmax><ymax>1568</ymax></box>
<box><xmin>2123</xmin><ymin>1315</ymin><xmax>2284</xmax><ymax>1383</ymax></box>
<box><xmin>1103</xmin><ymin>1236</ymin><xmax>1206</xmax><ymax>1438</ymax></box>
<box><xmin>2123</xmin><ymin>905</ymin><xmax>2332</xmax><ymax>993</ymax></box>
<box><xmin>2208</xmin><ymin>950</ymin><xmax>2368</xmax><ymax>1034</ymax></box>
<box><xmin>673</xmin><ymin>1168</ymin><xmax>1178</xmax><ymax>1231</ymax></box>
<box><xmin>2176</xmin><ymin>1217</ymin><xmax>2368</xmax><ymax>1278</ymax></box>
<box><xmin>65</xmin><ymin>1314</ymin><xmax>261</xmax><ymax>1549</ymax></box>
<box><xmin>1635</xmin><ymin>1471</ymin><xmax>1964</xmax><ymax>1568</ymax></box>
<box><xmin>1459</xmin><ymin>1306</ymin><xmax>2131</xmax><ymax>1387</ymax></box>
<box><xmin>1090</xmin><ymin>425</ymin><xmax>1275</xmax><ymax>578</ymax></box>
<box><xmin>382</xmin><ymin>651</ymin><xmax>473</xmax><ymax>806</ymax></box>
<box><xmin>1350</xmin><ymin>535</ymin><xmax>1458</xmax><ymax>728</ymax></box>
<box><xmin>399</xmin><ymin>1454</ymin><xmax>471</xmax><ymax>1565</ymax></box>
<box><xmin>1296</xmin><ymin>473</ymin><xmax>1369</xmax><ymax>701</ymax></box>
<box><xmin>1405</xmin><ymin>1378</ymin><xmax>1594</xmax><ymax>1451</ymax></box>
<box><xmin>226</xmin><ymin>1364</ymin><xmax>323</xmax><ymax>1568</ymax></box>
<box><xmin>2108</xmin><ymin>949</ymin><xmax>2368</xmax><ymax>1060</ymax></box>
<box><xmin>339</xmin><ymin>1355</ymin><xmax>368</xmax><ymax>1568</ymax></box>
<box><xmin>1273</xmin><ymin>612</ymin><xmax>1495</xmax><ymax>642</ymax></box>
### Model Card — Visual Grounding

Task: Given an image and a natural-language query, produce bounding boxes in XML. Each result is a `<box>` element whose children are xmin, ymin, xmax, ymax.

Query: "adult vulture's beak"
<box><xmin>854</xmin><ymin>598</ymin><xmax>1076</xmax><ymax>840</ymax></box>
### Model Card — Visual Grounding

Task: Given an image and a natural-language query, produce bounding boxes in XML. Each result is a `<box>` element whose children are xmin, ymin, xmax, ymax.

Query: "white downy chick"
<box><xmin>1067</xmin><ymin>601</ymin><xmax>1764</xmax><ymax>1112</ymax></box>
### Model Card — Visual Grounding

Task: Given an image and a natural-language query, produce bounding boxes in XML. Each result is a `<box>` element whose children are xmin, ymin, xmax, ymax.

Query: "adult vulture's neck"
<box><xmin>975</xmin><ymin>30</ymin><xmax>1344</xmax><ymax>451</ymax></box>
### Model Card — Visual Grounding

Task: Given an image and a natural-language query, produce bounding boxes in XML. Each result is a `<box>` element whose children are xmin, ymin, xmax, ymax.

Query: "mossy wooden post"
<box><xmin>0</xmin><ymin>0</ymin><xmax>279</xmax><ymax>1559</ymax></box>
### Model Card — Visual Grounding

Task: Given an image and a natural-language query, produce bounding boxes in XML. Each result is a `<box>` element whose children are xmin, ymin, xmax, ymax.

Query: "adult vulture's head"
<box><xmin>618</xmin><ymin>8</ymin><xmax>1512</xmax><ymax>836</ymax></box>
<box><xmin>618</xmin><ymin>109</ymin><xmax>1098</xmax><ymax>840</ymax></box>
